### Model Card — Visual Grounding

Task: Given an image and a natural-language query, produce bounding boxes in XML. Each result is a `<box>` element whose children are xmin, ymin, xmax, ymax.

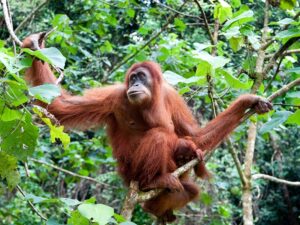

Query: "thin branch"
<box><xmin>29</xmin><ymin>158</ymin><xmax>115</xmax><ymax>188</ymax></box>
<box><xmin>263</xmin><ymin>37</ymin><xmax>300</xmax><ymax>76</ymax></box>
<box><xmin>107</xmin><ymin>1</ymin><xmax>188</xmax><ymax>77</ymax></box>
<box><xmin>273</xmin><ymin>103</ymin><xmax>300</xmax><ymax>108</ymax></box>
<box><xmin>260</xmin><ymin>39</ymin><xmax>274</xmax><ymax>51</ymax></box>
<box><xmin>283</xmin><ymin>49</ymin><xmax>300</xmax><ymax>55</ymax></box>
<box><xmin>193</xmin><ymin>0</ymin><xmax>214</xmax><ymax>44</ymax></box>
<box><xmin>6</xmin><ymin>0</ymin><xmax>16</xmax><ymax>53</ymax></box>
<box><xmin>253</xmin><ymin>174</ymin><xmax>300</xmax><ymax>186</ymax></box>
<box><xmin>16</xmin><ymin>185</ymin><xmax>47</xmax><ymax>221</ymax></box>
<box><xmin>264</xmin><ymin>56</ymin><xmax>284</xmax><ymax>91</ymax></box>
<box><xmin>242</xmin><ymin>77</ymin><xmax>300</xmax><ymax>121</ymax></box>
<box><xmin>154</xmin><ymin>0</ymin><xmax>200</xmax><ymax>19</ymax></box>
<box><xmin>1</xmin><ymin>0</ymin><xmax>22</xmax><ymax>46</ymax></box>
<box><xmin>13</xmin><ymin>0</ymin><xmax>49</xmax><ymax>35</ymax></box>
<box><xmin>226</xmin><ymin>140</ymin><xmax>247</xmax><ymax>186</ymax></box>
<box><xmin>283</xmin><ymin>11</ymin><xmax>300</xmax><ymax>30</ymax></box>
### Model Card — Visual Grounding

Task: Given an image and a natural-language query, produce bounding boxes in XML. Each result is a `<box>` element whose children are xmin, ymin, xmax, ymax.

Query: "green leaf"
<box><xmin>223</xmin><ymin>10</ymin><xmax>254</xmax><ymax>30</ymax></box>
<box><xmin>47</xmin><ymin>218</ymin><xmax>64</xmax><ymax>225</ymax></box>
<box><xmin>0</xmin><ymin>113</ymin><xmax>39</xmax><ymax>160</ymax></box>
<box><xmin>260</xmin><ymin>111</ymin><xmax>293</xmax><ymax>134</ymax></box>
<box><xmin>214</xmin><ymin>0</ymin><xmax>232</xmax><ymax>24</ymax></box>
<box><xmin>23</xmin><ymin>47</ymin><xmax>66</xmax><ymax>69</ymax></box>
<box><xmin>218</xmin><ymin>205</ymin><xmax>231</xmax><ymax>218</ymax></box>
<box><xmin>217</xmin><ymin>69</ymin><xmax>251</xmax><ymax>89</ymax></box>
<box><xmin>194</xmin><ymin>51</ymin><xmax>230</xmax><ymax>69</ymax></box>
<box><xmin>270</xmin><ymin>18</ymin><xmax>295</xmax><ymax>26</ymax></box>
<box><xmin>60</xmin><ymin>198</ymin><xmax>81</xmax><ymax>207</ymax></box>
<box><xmin>230</xmin><ymin>0</ymin><xmax>241</xmax><ymax>8</ymax></box>
<box><xmin>33</xmin><ymin>107</ymin><xmax>70</xmax><ymax>149</ymax></box>
<box><xmin>193</xmin><ymin>51</ymin><xmax>230</xmax><ymax>76</ymax></box>
<box><xmin>113</xmin><ymin>213</ymin><xmax>126</xmax><ymax>223</ymax></box>
<box><xmin>25</xmin><ymin>193</ymin><xmax>47</xmax><ymax>204</ymax></box>
<box><xmin>0</xmin><ymin>105</ymin><xmax>23</xmax><ymax>122</ymax></box>
<box><xmin>0</xmin><ymin>53</ymin><xmax>33</xmax><ymax>73</ymax></box>
<box><xmin>286</xmin><ymin>67</ymin><xmax>300</xmax><ymax>74</ymax></box>
<box><xmin>78</xmin><ymin>203</ymin><xmax>114</xmax><ymax>225</ymax></box>
<box><xmin>4</xmin><ymin>80</ymin><xmax>28</xmax><ymax>107</ymax></box>
<box><xmin>229</xmin><ymin>36</ymin><xmax>244</xmax><ymax>52</ymax></box>
<box><xmin>276</xmin><ymin>28</ymin><xmax>300</xmax><ymax>41</ymax></box>
<box><xmin>0</xmin><ymin>152</ymin><xmax>19</xmax><ymax>189</ymax></box>
<box><xmin>29</xmin><ymin>84</ymin><xmax>61</xmax><ymax>104</ymax></box>
<box><xmin>200</xmin><ymin>192</ymin><xmax>213</xmax><ymax>205</ymax></box>
<box><xmin>163</xmin><ymin>71</ymin><xmax>199</xmax><ymax>85</ymax></box>
<box><xmin>280</xmin><ymin>0</ymin><xmax>296</xmax><ymax>10</ymax></box>
<box><xmin>126</xmin><ymin>8</ymin><xmax>135</xmax><ymax>18</ymax></box>
<box><xmin>120</xmin><ymin>222</ymin><xmax>137</xmax><ymax>225</ymax></box>
<box><xmin>174</xmin><ymin>18</ymin><xmax>186</xmax><ymax>32</ymax></box>
<box><xmin>6</xmin><ymin>170</ymin><xmax>20</xmax><ymax>190</ymax></box>
<box><xmin>286</xmin><ymin>109</ymin><xmax>300</xmax><ymax>125</ymax></box>
<box><xmin>67</xmin><ymin>210</ymin><xmax>89</xmax><ymax>225</ymax></box>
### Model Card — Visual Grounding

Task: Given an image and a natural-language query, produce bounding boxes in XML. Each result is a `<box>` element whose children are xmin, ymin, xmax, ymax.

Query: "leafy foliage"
<box><xmin>0</xmin><ymin>0</ymin><xmax>299</xmax><ymax>224</ymax></box>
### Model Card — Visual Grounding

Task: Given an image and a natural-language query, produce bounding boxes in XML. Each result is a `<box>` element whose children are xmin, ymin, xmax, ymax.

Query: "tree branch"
<box><xmin>154</xmin><ymin>0</ymin><xmax>200</xmax><ymax>19</ymax></box>
<box><xmin>107</xmin><ymin>1</ymin><xmax>188</xmax><ymax>77</ymax></box>
<box><xmin>29</xmin><ymin>158</ymin><xmax>115</xmax><ymax>188</ymax></box>
<box><xmin>253</xmin><ymin>174</ymin><xmax>300</xmax><ymax>186</ymax></box>
<box><xmin>13</xmin><ymin>0</ymin><xmax>49</xmax><ymax>35</ymax></box>
<box><xmin>263</xmin><ymin>37</ymin><xmax>300</xmax><ymax>76</ymax></box>
<box><xmin>16</xmin><ymin>185</ymin><xmax>47</xmax><ymax>221</ymax></box>
<box><xmin>226</xmin><ymin>139</ymin><xmax>247</xmax><ymax>186</ymax></box>
<box><xmin>1</xmin><ymin>0</ymin><xmax>22</xmax><ymax>46</ymax></box>
<box><xmin>193</xmin><ymin>0</ymin><xmax>214</xmax><ymax>44</ymax></box>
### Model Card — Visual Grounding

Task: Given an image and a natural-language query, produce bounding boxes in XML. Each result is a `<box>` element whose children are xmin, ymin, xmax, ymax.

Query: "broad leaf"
<box><xmin>163</xmin><ymin>71</ymin><xmax>199</xmax><ymax>85</ymax></box>
<box><xmin>217</xmin><ymin>69</ymin><xmax>251</xmax><ymax>89</ymax></box>
<box><xmin>0</xmin><ymin>152</ymin><xmax>19</xmax><ymax>189</ymax></box>
<box><xmin>33</xmin><ymin>107</ymin><xmax>70</xmax><ymax>149</ymax></box>
<box><xmin>260</xmin><ymin>111</ymin><xmax>293</xmax><ymax>134</ymax></box>
<box><xmin>276</xmin><ymin>29</ymin><xmax>300</xmax><ymax>41</ymax></box>
<box><xmin>60</xmin><ymin>198</ymin><xmax>81</xmax><ymax>207</ymax></box>
<box><xmin>0</xmin><ymin>113</ymin><xmax>38</xmax><ymax>160</ymax></box>
<box><xmin>286</xmin><ymin>109</ymin><xmax>300</xmax><ymax>125</ymax></box>
<box><xmin>29</xmin><ymin>84</ymin><xmax>61</xmax><ymax>104</ymax></box>
<box><xmin>223</xmin><ymin>10</ymin><xmax>254</xmax><ymax>30</ymax></box>
<box><xmin>280</xmin><ymin>0</ymin><xmax>296</xmax><ymax>10</ymax></box>
<box><xmin>23</xmin><ymin>47</ymin><xmax>66</xmax><ymax>69</ymax></box>
<box><xmin>78</xmin><ymin>203</ymin><xmax>114</xmax><ymax>225</ymax></box>
<box><xmin>214</xmin><ymin>0</ymin><xmax>232</xmax><ymax>24</ymax></box>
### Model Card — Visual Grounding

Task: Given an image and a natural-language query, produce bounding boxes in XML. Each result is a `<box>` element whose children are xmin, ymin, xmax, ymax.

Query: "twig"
<box><xmin>253</xmin><ymin>174</ymin><xmax>300</xmax><ymax>186</ymax></box>
<box><xmin>264</xmin><ymin>56</ymin><xmax>284</xmax><ymax>91</ymax></box>
<box><xmin>273</xmin><ymin>103</ymin><xmax>300</xmax><ymax>108</ymax></box>
<box><xmin>6</xmin><ymin>0</ymin><xmax>16</xmax><ymax>53</ymax></box>
<box><xmin>107</xmin><ymin>1</ymin><xmax>188</xmax><ymax>77</ymax></box>
<box><xmin>283</xmin><ymin>11</ymin><xmax>300</xmax><ymax>30</ymax></box>
<box><xmin>263</xmin><ymin>36</ymin><xmax>300</xmax><ymax>76</ymax></box>
<box><xmin>13</xmin><ymin>0</ymin><xmax>49</xmax><ymax>35</ymax></box>
<box><xmin>242</xmin><ymin>77</ymin><xmax>300</xmax><ymax>122</ymax></box>
<box><xmin>1</xmin><ymin>0</ymin><xmax>22</xmax><ymax>46</ymax></box>
<box><xmin>283</xmin><ymin>49</ymin><xmax>300</xmax><ymax>55</ymax></box>
<box><xmin>193</xmin><ymin>0</ymin><xmax>214</xmax><ymax>44</ymax></box>
<box><xmin>29</xmin><ymin>158</ymin><xmax>115</xmax><ymax>188</ymax></box>
<box><xmin>24</xmin><ymin>162</ymin><xmax>30</xmax><ymax>177</ymax></box>
<box><xmin>54</xmin><ymin>67</ymin><xmax>64</xmax><ymax>85</ymax></box>
<box><xmin>154</xmin><ymin>0</ymin><xmax>200</xmax><ymax>19</ymax></box>
<box><xmin>16</xmin><ymin>185</ymin><xmax>47</xmax><ymax>221</ymax></box>
<box><xmin>226</xmin><ymin>139</ymin><xmax>247</xmax><ymax>186</ymax></box>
